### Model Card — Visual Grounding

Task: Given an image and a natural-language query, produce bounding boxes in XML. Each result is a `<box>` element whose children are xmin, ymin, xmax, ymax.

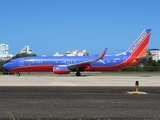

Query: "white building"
<box><xmin>21</xmin><ymin>46</ymin><xmax>32</xmax><ymax>54</ymax></box>
<box><xmin>66</xmin><ymin>49</ymin><xmax>89</xmax><ymax>56</ymax></box>
<box><xmin>0</xmin><ymin>44</ymin><xmax>8</xmax><ymax>55</ymax></box>
<box><xmin>150</xmin><ymin>49</ymin><xmax>160</xmax><ymax>61</ymax></box>
<box><xmin>53</xmin><ymin>49</ymin><xmax>89</xmax><ymax>56</ymax></box>
<box><xmin>0</xmin><ymin>44</ymin><xmax>13</xmax><ymax>61</ymax></box>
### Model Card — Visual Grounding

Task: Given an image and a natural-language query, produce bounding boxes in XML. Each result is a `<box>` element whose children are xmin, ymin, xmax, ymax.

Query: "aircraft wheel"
<box><xmin>76</xmin><ymin>72</ymin><xmax>81</xmax><ymax>76</ymax></box>
<box><xmin>17</xmin><ymin>73</ymin><xmax>20</xmax><ymax>76</ymax></box>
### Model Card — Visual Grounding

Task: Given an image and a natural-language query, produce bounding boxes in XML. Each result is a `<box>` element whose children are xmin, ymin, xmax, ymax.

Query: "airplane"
<box><xmin>3</xmin><ymin>29</ymin><xmax>152</xmax><ymax>76</ymax></box>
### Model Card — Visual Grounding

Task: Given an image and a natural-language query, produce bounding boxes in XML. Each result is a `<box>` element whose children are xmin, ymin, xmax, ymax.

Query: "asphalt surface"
<box><xmin>0</xmin><ymin>86</ymin><xmax>160</xmax><ymax>120</ymax></box>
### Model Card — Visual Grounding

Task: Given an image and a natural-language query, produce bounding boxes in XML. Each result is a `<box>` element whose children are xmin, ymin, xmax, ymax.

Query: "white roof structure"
<box><xmin>21</xmin><ymin>46</ymin><xmax>32</xmax><ymax>54</ymax></box>
<box><xmin>53</xmin><ymin>52</ymin><xmax>64</xmax><ymax>56</ymax></box>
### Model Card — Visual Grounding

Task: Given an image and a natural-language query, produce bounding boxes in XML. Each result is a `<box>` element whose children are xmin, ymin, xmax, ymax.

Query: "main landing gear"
<box><xmin>76</xmin><ymin>71</ymin><xmax>81</xmax><ymax>76</ymax></box>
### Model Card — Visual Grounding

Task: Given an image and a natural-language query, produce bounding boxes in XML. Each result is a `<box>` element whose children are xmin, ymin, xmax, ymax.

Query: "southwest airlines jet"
<box><xmin>3</xmin><ymin>29</ymin><xmax>152</xmax><ymax>76</ymax></box>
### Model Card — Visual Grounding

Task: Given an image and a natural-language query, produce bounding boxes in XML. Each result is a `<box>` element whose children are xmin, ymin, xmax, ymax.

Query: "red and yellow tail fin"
<box><xmin>126</xmin><ymin>29</ymin><xmax>152</xmax><ymax>58</ymax></box>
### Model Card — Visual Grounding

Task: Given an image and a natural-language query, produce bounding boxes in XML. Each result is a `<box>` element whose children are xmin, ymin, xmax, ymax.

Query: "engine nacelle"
<box><xmin>53</xmin><ymin>65</ymin><xmax>70</xmax><ymax>74</ymax></box>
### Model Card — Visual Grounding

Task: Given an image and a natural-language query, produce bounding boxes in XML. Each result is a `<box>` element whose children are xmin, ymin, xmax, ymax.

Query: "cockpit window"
<box><xmin>10</xmin><ymin>60</ymin><xmax>14</xmax><ymax>63</ymax></box>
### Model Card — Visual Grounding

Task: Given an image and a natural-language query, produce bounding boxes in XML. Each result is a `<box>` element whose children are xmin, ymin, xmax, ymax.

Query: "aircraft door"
<box><xmin>19</xmin><ymin>58</ymin><xmax>24</xmax><ymax>66</ymax></box>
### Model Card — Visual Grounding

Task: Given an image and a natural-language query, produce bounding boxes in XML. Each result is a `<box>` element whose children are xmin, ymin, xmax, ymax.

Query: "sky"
<box><xmin>0</xmin><ymin>0</ymin><xmax>160</xmax><ymax>56</ymax></box>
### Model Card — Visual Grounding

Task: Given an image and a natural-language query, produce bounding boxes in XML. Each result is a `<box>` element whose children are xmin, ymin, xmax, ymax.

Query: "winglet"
<box><xmin>99</xmin><ymin>48</ymin><xmax>107</xmax><ymax>60</ymax></box>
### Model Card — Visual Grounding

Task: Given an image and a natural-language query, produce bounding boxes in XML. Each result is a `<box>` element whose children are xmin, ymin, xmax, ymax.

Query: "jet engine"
<box><xmin>53</xmin><ymin>65</ymin><xmax>70</xmax><ymax>74</ymax></box>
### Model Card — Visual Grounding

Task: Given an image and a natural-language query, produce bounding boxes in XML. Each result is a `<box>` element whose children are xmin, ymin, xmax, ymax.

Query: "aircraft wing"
<box><xmin>68</xmin><ymin>48</ymin><xmax>107</xmax><ymax>69</ymax></box>
<box><xmin>136</xmin><ymin>54</ymin><xmax>154</xmax><ymax>60</ymax></box>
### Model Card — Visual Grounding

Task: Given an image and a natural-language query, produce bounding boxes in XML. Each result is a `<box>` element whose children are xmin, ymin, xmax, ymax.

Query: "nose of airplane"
<box><xmin>3</xmin><ymin>63</ymin><xmax>10</xmax><ymax>70</ymax></box>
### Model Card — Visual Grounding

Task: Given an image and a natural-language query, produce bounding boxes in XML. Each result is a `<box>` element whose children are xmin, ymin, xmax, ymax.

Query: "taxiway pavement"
<box><xmin>0</xmin><ymin>86</ymin><xmax>160</xmax><ymax>120</ymax></box>
<box><xmin>0</xmin><ymin>73</ymin><xmax>160</xmax><ymax>119</ymax></box>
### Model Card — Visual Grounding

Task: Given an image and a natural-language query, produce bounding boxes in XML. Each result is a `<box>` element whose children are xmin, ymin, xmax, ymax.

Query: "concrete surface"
<box><xmin>0</xmin><ymin>72</ymin><xmax>160</xmax><ymax>86</ymax></box>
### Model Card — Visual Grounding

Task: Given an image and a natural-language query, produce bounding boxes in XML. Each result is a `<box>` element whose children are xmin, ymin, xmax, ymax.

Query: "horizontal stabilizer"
<box><xmin>136</xmin><ymin>54</ymin><xmax>154</xmax><ymax>60</ymax></box>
